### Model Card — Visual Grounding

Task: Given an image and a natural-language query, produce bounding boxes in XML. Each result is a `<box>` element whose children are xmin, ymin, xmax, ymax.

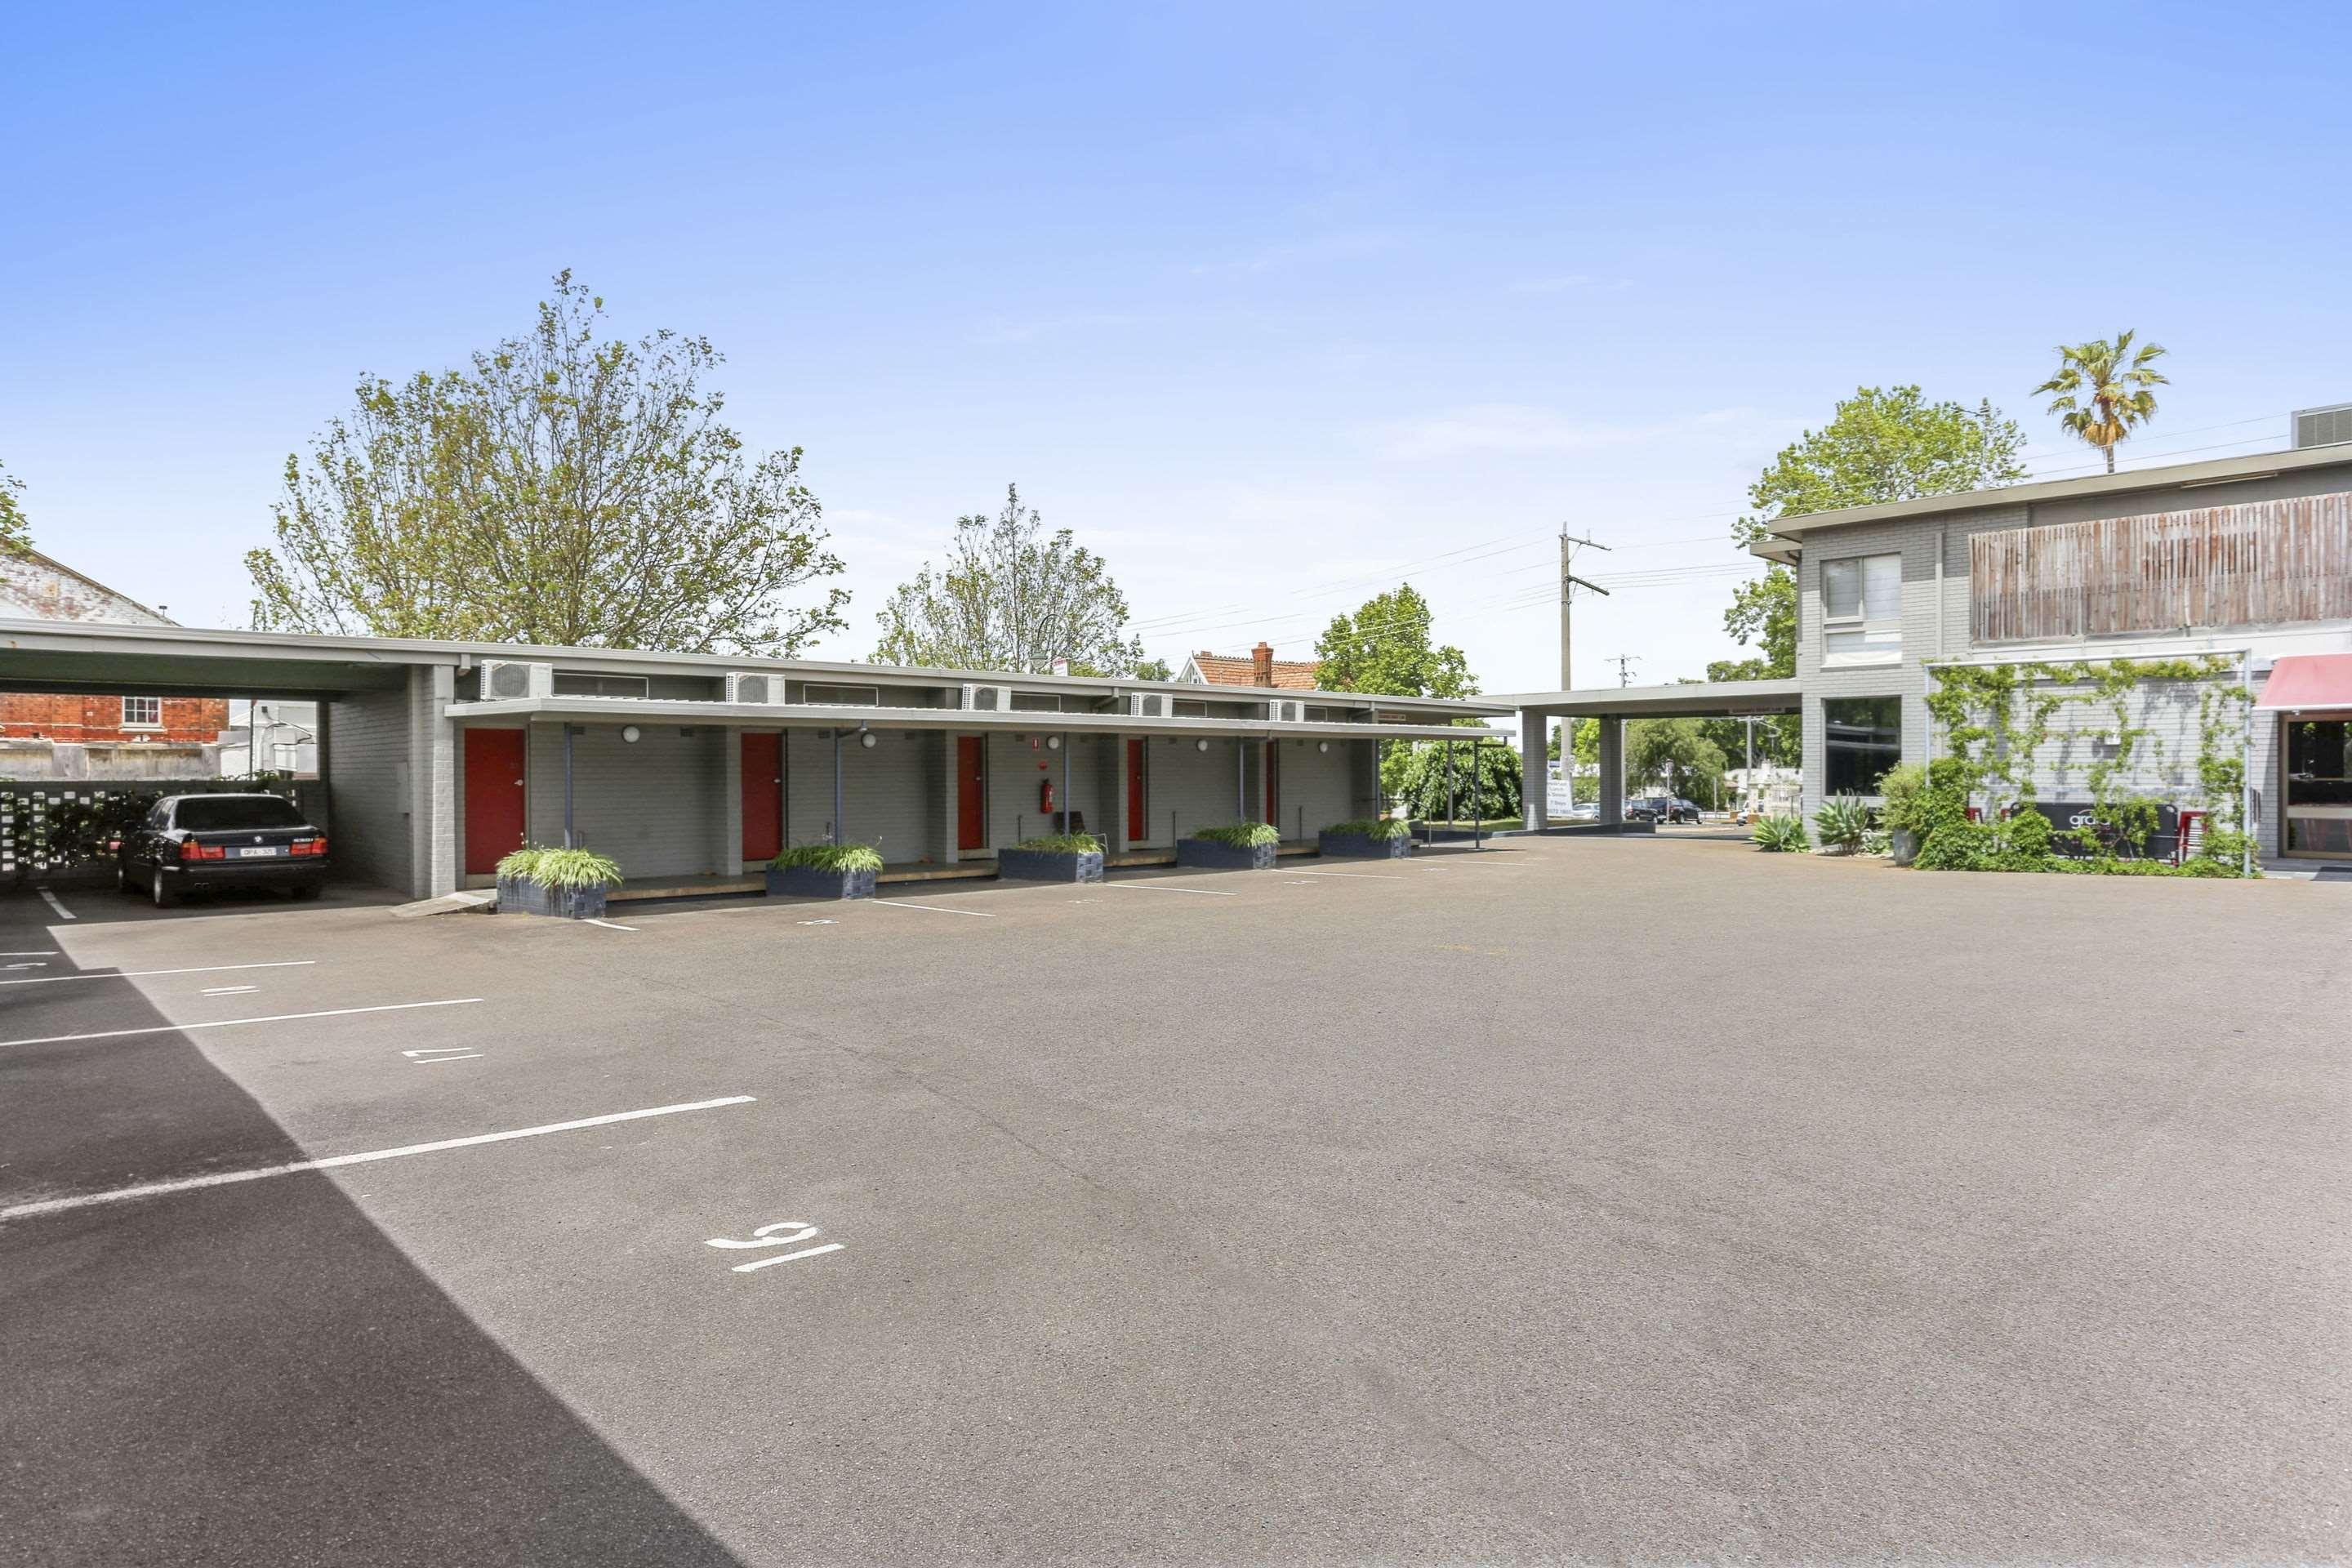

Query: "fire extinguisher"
<box><xmin>1040</xmin><ymin>778</ymin><xmax>1056</xmax><ymax>815</ymax></box>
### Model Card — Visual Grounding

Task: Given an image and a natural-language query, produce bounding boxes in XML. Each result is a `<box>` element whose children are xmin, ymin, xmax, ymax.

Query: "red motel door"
<box><xmin>1125</xmin><ymin>738</ymin><xmax>1146</xmax><ymax>841</ymax></box>
<box><xmin>741</xmin><ymin>733</ymin><xmax>782</xmax><ymax>862</ymax></box>
<box><xmin>957</xmin><ymin>737</ymin><xmax>986</xmax><ymax>851</ymax></box>
<box><xmin>463</xmin><ymin>729</ymin><xmax>526</xmax><ymax>875</ymax></box>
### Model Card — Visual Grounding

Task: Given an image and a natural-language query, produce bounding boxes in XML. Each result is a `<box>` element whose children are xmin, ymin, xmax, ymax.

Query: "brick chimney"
<box><xmin>1251</xmin><ymin>641</ymin><xmax>1275</xmax><ymax>687</ymax></box>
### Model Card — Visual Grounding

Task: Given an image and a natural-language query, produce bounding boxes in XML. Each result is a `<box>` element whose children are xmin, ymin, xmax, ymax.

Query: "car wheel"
<box><xmin>150</xmin><ymin>869</ymin><xmax>179</xmax><ymax>909</ymax></box>
<box><xmin>116</xmin><ymin>861</ymin><xmax>131</xmax><ymax>893</ymax></box>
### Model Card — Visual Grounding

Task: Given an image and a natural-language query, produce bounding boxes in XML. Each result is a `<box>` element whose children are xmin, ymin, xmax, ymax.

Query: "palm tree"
<box><xmin>2034</xmin><ymin>331</ymin><xmax>2169</xmax><ymax>474</ymax></box>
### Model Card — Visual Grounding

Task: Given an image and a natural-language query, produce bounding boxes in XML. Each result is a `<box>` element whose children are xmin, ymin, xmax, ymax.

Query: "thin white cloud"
<box><xmin>1379</xmin><ymin>403</ymin><xmax>1760</xmax><ymax>461</ymax></box>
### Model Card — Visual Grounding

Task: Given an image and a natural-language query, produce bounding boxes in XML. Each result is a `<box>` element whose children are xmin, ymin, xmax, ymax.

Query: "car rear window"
<box><xmin>175</xmin><ymin>796</ymin><xmax>309</xmax><ymax>831</ymax></box>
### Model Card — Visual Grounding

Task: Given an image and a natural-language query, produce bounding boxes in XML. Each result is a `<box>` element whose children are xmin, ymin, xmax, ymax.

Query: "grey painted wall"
<box><xmin>1269</xmin><ymin>737</ymin><xmax>1355</xmax><ymax>839</ymax></box>
<box><xmin>785</xmin><ymin>726</ymin><xmax>942</xmax><ymax>864</ymax></box>
<box><xmin>326</xmin><ymin>683</ymin><xmax>415</xmax><ymax>894</ymax></box>
<box><xmin>523</xmin><ymin>722</ymin><xmax>728</xmax><ymax>880</ymax></box>
<box><xmin>986</xmin><ymin>730</ymin><xmax>1108</xmax><ymax>849</ymax></box>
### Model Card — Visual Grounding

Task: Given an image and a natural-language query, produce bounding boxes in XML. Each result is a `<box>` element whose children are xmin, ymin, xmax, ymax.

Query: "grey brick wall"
<box><xmin>987</xmin><ymin>730</ymin><xmax>1107</xmax><ymax>849</ymax></box>
<box><xmin>1270</xmin><ymin>737</ymin><xmax>1353</xmax><ymax>839</ymax></box>
<box><xmin>526</xmin><ymin>721</ymin><xmax>728</xmax><ymax>880</ymax></box>
<box><xmin>1137</xmin><ymin>733</ymin><xmax>1253</xmax><ymax>842</ymax></box>
<box><xmin>786</xmin><ymin>726</ymin><xmax>942</xmax><ymax>863</ymax></box>
<box><xmin>324</xmin><ymin>684</ymin><xmax>414</xmax><ymax>895</ymax></box>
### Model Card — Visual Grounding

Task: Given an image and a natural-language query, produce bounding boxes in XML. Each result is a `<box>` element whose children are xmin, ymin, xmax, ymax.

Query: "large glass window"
<box><xmin>2283</xmin><ymin>718</ymin><xmax>2352</xmax><ymax>858</ymax></box>
<box><xmin>1824</xmin><ymin>696</ymin><xmax>1903</xmax><ymax>796</ymax></box>
<box><xmin>1822</xmin><ymin>553</ymin><xmax>1902</xmax><ymax>665</ymax></box>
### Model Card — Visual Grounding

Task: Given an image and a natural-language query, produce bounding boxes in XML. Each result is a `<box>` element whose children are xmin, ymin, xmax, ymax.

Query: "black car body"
<box><xmin>115</xmin><ymin>793</ymin><xmax>328</xmax><ymax>906</ymax></box>
<box><xmin>1626</xmin><ymin>795</ymin><xmax>1702</xmax><ymax>825</ymax></box>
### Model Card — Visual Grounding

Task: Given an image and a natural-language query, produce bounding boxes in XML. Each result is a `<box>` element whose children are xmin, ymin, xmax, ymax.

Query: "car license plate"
<box><xmin>234</xmin><ymin>846</ymin><xmax>281</xmax><ymax>858</ymax></box>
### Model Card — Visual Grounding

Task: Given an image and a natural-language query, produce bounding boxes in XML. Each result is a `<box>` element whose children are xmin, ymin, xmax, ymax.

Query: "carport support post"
<box><xmin>1471</xmin><ymin>739</ymin><xmax>1483</xmax><ymax>850</ymax></box>
<box><xmin>1597</xmin><ymin>716</ymin><xmax>1625</xmax><ymax>828</ymax></box>
<box><xmin>1518</xmin><ymin>708</ymin><xmax>1547</xmax><ymax>832</ymax></box>
<box><xmin>832</xmin><ymin>728</ymin><xmax>844</xmax><ymax>847</ymax></box>
<box><xmin>1236</xmin><ymin>738</ymin><xmax>1245</xmax><ymax>822</ymax></box>
<box><xmin>1061</xmin><ymin>731</ymin><xmax>1070</xmax><ymax>835</ymax></box>
<box><xmin>563</xmin><ymin>724</ymin><xmax>576</xmax><ymax>849</ymax></box>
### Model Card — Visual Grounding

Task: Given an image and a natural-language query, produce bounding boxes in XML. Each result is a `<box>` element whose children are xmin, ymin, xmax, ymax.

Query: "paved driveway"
<box><xmin>2</xmin><ymin>840</ymin><xmax>2346</xmax><ymax>1564</ymax></box>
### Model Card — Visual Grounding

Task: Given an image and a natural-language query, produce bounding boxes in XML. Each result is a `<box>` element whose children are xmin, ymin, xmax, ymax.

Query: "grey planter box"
<box><xmin>497</xmin><ymin>875</ymin><xmax>610</xmax><ymax>920</ymax></box>
<box><xmin>1177</xmin><ymin>837</ymin><xmax>1277</xmax><ymax>871</ymax></box>
<box><xmin>766</xmin><ymin>865</ymin><xmax>877</xmax><ymax>900</ymax></box>
<box><xmin>1889</xmin><ymin>826</ymin><xmax>1921</xmax><ymax>867</ymax></box>
<box><xmin>997</xmin><ymin>847</ymin><xmax>1104</xmax><ymax>882</ymax></box>
<box><xmin>1318</xmin><ymin>830</ymin><xmax>1411</xmax><ymax>860</ymax></box>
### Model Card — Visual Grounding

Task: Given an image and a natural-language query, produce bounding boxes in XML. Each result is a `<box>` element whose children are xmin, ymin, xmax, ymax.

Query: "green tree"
<box><xmin>1719</xmin><ymin>386</ymin><xmax>2029</xmax><ymax>764</ymax></box>
<box><xmin>1626</xmin><ymin>718</ymin><xmax>1729</xmax><ymax>808</ymax></box>
<box><xmin>1315</xmin><ymin>582</ymin><xmax>1478</xmax><ymax>797</ymax></box>
<box><xmin>1133</xmin><ymin>657</ymin><xmax>1174</xmax><ymax>682</ymax></box>
<box><xmin>2034</xmin><ymin>330</ymin><xmax>2168</xmax><ymax>473</ymax></box>
<box><xmin>873</xmin><ymin>483</ymin><xmax>1146</xmax><ymax>675</ymax></box>
<box><xmin>1396</xmin><ymin>737</ymin><xmax>1521</xmax><ymax>823</ymax></box>
<box><xmin>0</xmin><ymin>456</ymin><xmax>31</xmax><ymax>556</ymax></box>
<box><xmin>247</xmin><ymin>273</ymin><xmax>847</xmax><ymax>654</ymax></box>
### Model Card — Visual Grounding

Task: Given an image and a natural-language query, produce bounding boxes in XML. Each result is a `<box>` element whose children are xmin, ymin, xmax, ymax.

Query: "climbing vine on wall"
<box><xmin>1918</xmin><ymin>655</ymin><xmax>2253</xmax><ymax>875</ymax></box>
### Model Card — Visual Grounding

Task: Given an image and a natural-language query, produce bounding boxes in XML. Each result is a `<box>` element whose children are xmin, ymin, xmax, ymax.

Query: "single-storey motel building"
<box><xmin>0</xmin><ymin>620</ymin><xmax>1509</xmax><ymax>899</ymax></box>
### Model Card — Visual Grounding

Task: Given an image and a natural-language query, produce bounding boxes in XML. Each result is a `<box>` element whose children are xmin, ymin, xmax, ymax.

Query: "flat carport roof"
<box><xmin>1494</xmin><ymin>677</ymin><xmax>1803</xmax><ymax>720</ymax></box>
<box><xmin>451</xmin><ymin>696</ymin><xmax>1502</xmax><ymax>743</ymax></box>
<box><xmin>0</xmin><ymin>621</ymin><xmax>432</xmax><ymax>698</ymax></box>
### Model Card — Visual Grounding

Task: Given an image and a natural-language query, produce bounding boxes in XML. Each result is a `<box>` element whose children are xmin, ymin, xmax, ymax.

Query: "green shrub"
<box><xmin>1752</xmin><ymin>815</ymin><xmax>1811</xmax><ymax>853</ymax></box>
<box><xmin>1324</xmin><ymin>817</ymin><xmax>1409</xmax><ymax>840</ymax></box>
<box><xmin>772</xmin><ymin>842</ymin><xmax>885</xmax><ymax>874</ymax></box>
<box><xmin>1192</xmin><ymin>822</ymin><xmax>1280</xmax><ymax>849</ymax></box>
<box><xmin>529</xmin><ymin>847</ymin><xmax>625</xmax><ymax>889</ymax></box>
<box><xmin>1876</xmin><ymin>764</ymin><xmax>1928</xmax><ymax>833</ymax></box>
<box><xmin>1812</xmin><ymin>795</ymin><xmax>1872</xmax><ymax>853</ymax></box>
<box><xmin>1013</xmin><ymin>833</ymin><xmax>1103</xmax><ymax>853</ymax></box>
<box><xmin>495</xmin><ymin>845</ymin><xmax>548</xmax><ymax>880</ymax></box>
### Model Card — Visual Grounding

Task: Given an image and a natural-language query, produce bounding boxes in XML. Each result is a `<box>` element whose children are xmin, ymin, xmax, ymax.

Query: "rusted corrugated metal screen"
<box><xmin>1971</xmin><ymin>492</ymin><xmax>2352</xmax><ymax>642</ymax></box>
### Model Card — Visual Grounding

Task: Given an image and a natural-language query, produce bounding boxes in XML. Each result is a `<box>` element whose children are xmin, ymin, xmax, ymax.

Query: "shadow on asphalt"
<box><xmin>23</xmin><ymin>876</ymin><xmax>408</xmax><ymax>927</ymax></box>
<box><xmin>0</xmin><ymin>912</ymin><xmax>744</xmax><ymax>1567</ymax></box>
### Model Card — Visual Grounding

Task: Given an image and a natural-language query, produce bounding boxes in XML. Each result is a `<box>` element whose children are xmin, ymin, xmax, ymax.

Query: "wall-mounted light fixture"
<box><xmin>1045</xmin><ymin>735</ymin><xmax>1062</xmax><ymax>751</ymax></box>
<box><xmin>1195</xmin><ymin>737</ymin><xmax>1209</xmax><ymax>752</ymax></box>
<box><xmin>1318</xmin><ymin>741</ymin><xmax>1330</xmax><ymax>753</ymax></box>
<box><xmin>621</xmin><ymin>725</ymin><xmax>642</xmax><ymax>743</ymax></box>
<box><xmin>859</xmin><ymin>731</ymin><xmax>877</xmax><ymax>749</ymax></box>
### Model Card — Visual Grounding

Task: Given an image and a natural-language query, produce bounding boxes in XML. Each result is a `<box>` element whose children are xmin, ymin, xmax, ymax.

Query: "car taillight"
<box><xmin>292</xmin><ymin>838</ymin><xmax>327</xmax><ymax>858</ymax></box>
<box><xmin>180</xmin><ymin>840</ymin><xmax>226</xmax><ymax>861</ymax></box>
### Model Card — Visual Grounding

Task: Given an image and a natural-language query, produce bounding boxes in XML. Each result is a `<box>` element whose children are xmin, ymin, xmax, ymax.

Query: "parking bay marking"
<box><xmin>37</xmin><ymin>890</ymin><xmax>74</xmax><ymax>920</ymax></box>
<box><xmin>0</xmin><ymin>959</ymin><xmax>317</xmax><ymax>989</ymax></box>
<box><xmin>707</xmin><ymin>1220</ymin><xmax>844</xmax><ymax>1272</ymax></box>
<box><xmin>405</xmin><ymin>1047</ymin><xmax>484</xmax><ymax>1064</ymax></box>
<box><xmin>1281</xmin><ymin>870</ymin><xmax>1401</xmax><ymax>881</ymax></box>
<box><xmin>0</xmin><ymin>1094</ymin><xmax>757</xmax><ymax>1223</ymax></box>
<box><xmin>0</xmin><ymin>996</ymin><xmax>485</xmax><ymax>1051</ymax></box>
<box><xmin>583</xmin><ymin>918</ymin><xmax>639</xmax><ymax>932</ymax></box>
<box><xmin>203</xmin><ymin>986</ymin><xmax>261</xmax><ymax>996</ymax></box>
<box><xmin>871</xmin><ymin>899</ymin><xmax>996</xmax><ymax>918</ymax></box>
<box><xmin>1101</xmin><ymin>883</ymin><xmax>1236</xmax><ymax>897</ymax></box>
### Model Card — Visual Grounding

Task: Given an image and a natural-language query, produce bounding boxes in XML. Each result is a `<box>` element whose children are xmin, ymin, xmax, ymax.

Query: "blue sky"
<box><xmin>5</xmin><ymin>2</ymin><xmax>2346</xmax><ymax>691</ymax></box>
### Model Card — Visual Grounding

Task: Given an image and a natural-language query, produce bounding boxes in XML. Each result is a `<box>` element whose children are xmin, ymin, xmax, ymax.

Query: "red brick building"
<box><xmin>0</xmin><ymin>693</ymin><xmax>229</xmax><ymax>744</ymax></box>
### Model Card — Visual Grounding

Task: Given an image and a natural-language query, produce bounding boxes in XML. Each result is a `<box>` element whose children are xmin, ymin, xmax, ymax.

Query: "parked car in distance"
<box><xmin>114</xmin><ymin>792</ymin><xmax>328</xmax><ymax>907</ymax></box>
<box><xmin>1626</xmin><ymin>795</ymin><xmax>1703</xmax><ymax>825</ymax></box>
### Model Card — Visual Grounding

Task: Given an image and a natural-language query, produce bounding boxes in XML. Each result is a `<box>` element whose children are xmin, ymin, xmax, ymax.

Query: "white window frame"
<box><xmin>121</xmin><ymin>696</ymin><xmax>163</xmax><ymax>730</ymax></box>
<box><xmin>1821</xmin><ymin>552</ymin><xmax>1903</xmax><ymax>668</ymax></box>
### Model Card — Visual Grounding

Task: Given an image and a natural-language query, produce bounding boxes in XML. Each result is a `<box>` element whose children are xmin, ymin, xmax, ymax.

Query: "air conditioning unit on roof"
<box><xmin>1129</xmin><ymin>690</ymin><xmax>1169</xmax><ymax>719</ymax></box>
<box><xmin>727</xmin><ymin>671</ymin><xmax>785</xmax><ymax>705</ymax></box>
<box><xmin>477</xmin><ymin>659</ymin><xmax>554</xmax><ymax>700</ymax></box>
<box><xmin>961</xmin><ymin>683</ymin><xmax>1013</xmax><ymax>713</ymax></box>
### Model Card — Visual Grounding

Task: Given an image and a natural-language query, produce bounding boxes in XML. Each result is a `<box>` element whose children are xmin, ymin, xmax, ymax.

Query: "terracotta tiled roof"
<box><xmin>1188</xmin><ymin>652</ymin><xmax>1322</xmax><ymax>690</ymax></box>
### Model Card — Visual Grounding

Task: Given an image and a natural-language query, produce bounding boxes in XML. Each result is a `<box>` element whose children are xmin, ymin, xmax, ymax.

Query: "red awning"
<box><xmin>2255</xmin><ymin>653</ymin><xmax>2352</xmax><ymax>712</ymax></box>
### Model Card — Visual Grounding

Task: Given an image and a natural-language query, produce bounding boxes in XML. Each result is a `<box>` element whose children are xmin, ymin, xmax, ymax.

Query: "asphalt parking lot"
<box><xmin>2</xmin><ymin>837</ymin><xmax>2347</xmax><ymax>1566</ymax></box>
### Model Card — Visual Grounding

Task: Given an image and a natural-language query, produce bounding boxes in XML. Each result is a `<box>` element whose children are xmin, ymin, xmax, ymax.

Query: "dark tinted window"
<box><xmin>1824</xmin><ymin>697</ymin><xmax>1903</xmax><ymax>795</ymax></box>
<box><xmin>175</xmin><ymin>795</ymin><xmax>308</xmax><ymax>831</ymax></box>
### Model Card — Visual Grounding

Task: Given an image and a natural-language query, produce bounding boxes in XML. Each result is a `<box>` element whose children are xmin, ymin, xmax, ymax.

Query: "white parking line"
<box><xmin>0</xmin><ymin>960</ymin><xmax>316</xmax><ymax>989</ymax></box>
<box><xmin>0</xmin><ymin>997</ymin><xmax>485</xmax><ymax>1051</ymax></box>
<box><xmin>0</xmin><ymin>951</ymin><xmax>59</xmax><ymax>957</ymax></box>
<box><xmin>37</xmin><ymin>890</ymin><xmax>74</xmax><ymax>920</ymax></box>
<box><xmin>734</xmin><ymin>1241</ymin><xmax>844</xmax><ymax>1272</ymax></box>
<box><xmin>1101</xmin><ymin>882</ymin><xmax>1236</xmax><ymax>897</ymax></box>
<box><xmin>0</xmin><ymin>1095</ymin><xmax>757</xmax><ymax>1222</ymax></box>
<box><xmin>584</xmin><ymin>918</ymin><xmax>639</xmax><ymax>932</ymax></box>
<box><xmin>871</xmin><ymin>899</ymin><xmax>996</xmax><ymax>918</ymax></box>
<box><xmin>1281</xmin><ymin>870</ymin><xmax>1401</xmax><ymax>880</ymax></box>
<box><xmin>202</xmin><ymin>986</ymin><xmax>261</xmax><ymax>996</ymax></box>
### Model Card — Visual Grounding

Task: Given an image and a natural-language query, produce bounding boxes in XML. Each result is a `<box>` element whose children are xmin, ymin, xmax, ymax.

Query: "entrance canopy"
<box><xmin>1494</xmin><ymin>677</ymin><xmax>1802</xmax><ymax>722</ymax></box>
<box><xmin>2255</xmin><ymin>653</ymin><xmax>2352</xmax><ymax>713</ymax></box>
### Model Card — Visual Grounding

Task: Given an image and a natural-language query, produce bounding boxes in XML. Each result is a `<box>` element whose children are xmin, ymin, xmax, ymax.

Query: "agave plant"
<box><xmin>1752</xmin><ymin>815</ymin><xmax>1811</xmax><ymax>853</ymax></box>
<box><xmin>1812</xmin><ymin>795</ymin><xmax>1872</xmax><ymax>855</ymax></box>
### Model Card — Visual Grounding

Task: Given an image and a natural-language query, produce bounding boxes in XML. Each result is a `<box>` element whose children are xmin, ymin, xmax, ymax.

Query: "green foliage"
<box><xmin>1922</xmin><ymin>655</ymin><xmax>2253</xmax><ymax>875</ymax></box>
<box><xmin>872</xmin><ymin>483</ymin><xmax>1145</xmax><ymax>675</ymax></box>
<box><xmin>1192</xmin><ymin>822</ymin><xmax>1279</xmax><ymax>848</ymax></box>
<box><xmin>2034</xmin><ymin>330</ymin><xmax>2168</xmax><ymax>473</ymax></box>
<box><xmin>497</xmin><ymin>844</ymin><xmax>626</xmax><ymax>889</ymax></box>
<box><xmin>1132</xmin><ymin>657</ymin><xmax>1174</xmax><ymax>682</ymax></box>
<box><xmin>1752</xmin><ymin>815</ymin><xmax>1811</xmax><ymax>853</ymax></box>
<box><xmin>1315</xmin><ymin>582</ymin><xmax>1478</xmax><ymax>700</ymax></box>
<box><xmin>772</xmin><ymin>842</ymin><xmax>884</xmax><ymax>874</ymax></box>
<box><xmin>1875</xmin><ymin>764</ymin><xmax>1929</xmax><ymax>833</ymax></box>
<box><xmin>38</xmin><ymin>790</ymin><xmax>158</xmax><ymax>866</ymax></box>
<box><xmin>248</xmin><ymin>272</ymin><xmax>847</xmax><ymax>655</ymax></box>
<box><xmin>1626</xmin><ymin>717</ymin><xmax>1726</xmax><ymax>807</ymax></box>
<box><xmin>1393</xmin><ymin>740</ymin><xmax>1523</xmax><ymax>822</ymax></box>
<box><xmin>0</xmin><ymin>455</ymin><xmax>32</xmax><ymax>556</ymax></box>
<box><xmin>1013</xmin><ymin>832</ymin><xmax>1103</xmax><ymax>853</ymax></box>
<box><xmin>1812</xmin><ymin>795</ymin><xmax>1872</xmax><ymax>853</ymax></box>
<box><xmin>1324</xmin><ymin>817</ymin><xmax>1409</xmax><ymax>840</ymax></box>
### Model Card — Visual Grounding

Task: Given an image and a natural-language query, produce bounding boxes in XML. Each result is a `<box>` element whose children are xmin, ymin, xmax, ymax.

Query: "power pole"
<box><xmin>1606</xmin><ymin>654</ymin><xmax>1641</xmax><ymax>687</ymax></box>
<box><xmin>1557</xmin><ymin>529</ymin><xmax>1611</xmax><ymax>690</ymax></box>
